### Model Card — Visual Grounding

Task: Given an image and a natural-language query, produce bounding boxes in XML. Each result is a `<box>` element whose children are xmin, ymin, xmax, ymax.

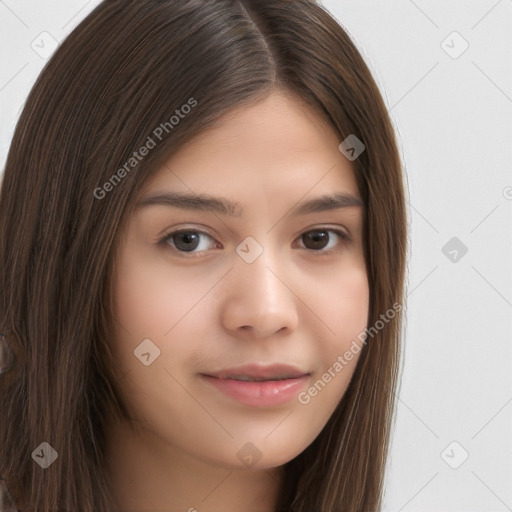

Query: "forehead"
<box><xmin>142</xmin><ymin>90</ymin><xmax>359</xmax><ymax>203</ymax></box>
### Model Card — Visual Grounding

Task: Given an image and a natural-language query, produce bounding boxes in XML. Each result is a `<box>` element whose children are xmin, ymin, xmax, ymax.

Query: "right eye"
<box><xmin>159</xmin><ymin>228</ymin><xmax>222</xmax><ymax>256</ymax></box>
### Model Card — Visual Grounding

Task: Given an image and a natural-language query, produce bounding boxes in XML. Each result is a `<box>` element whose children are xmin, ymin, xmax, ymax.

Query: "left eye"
<box><xmin>298</xmin><ymin>228</ymin><xmax>350</xmax><ymax>252</ymax></box>
<box><xmin>159</xmin><ymin>228</ymin><xmax>350</xmax><ymax>256</ymax></box>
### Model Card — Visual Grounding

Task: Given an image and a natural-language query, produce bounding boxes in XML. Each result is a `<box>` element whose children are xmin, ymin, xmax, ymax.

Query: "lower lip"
<box><xmin>201</xmin><ymin>375</ymin><xmax>309</xmax><ymax>407</ymax></box>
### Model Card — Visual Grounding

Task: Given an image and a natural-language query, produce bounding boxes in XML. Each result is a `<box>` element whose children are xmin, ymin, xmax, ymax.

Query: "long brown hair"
<box><xmin>0</xmin><ymin>0</ymin><xmax>407</xmax><ymax>510</ymax></box>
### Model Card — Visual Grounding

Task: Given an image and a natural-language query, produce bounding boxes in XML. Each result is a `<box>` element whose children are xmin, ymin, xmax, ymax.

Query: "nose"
<box><xmin>220</xmin><ymin>245</ymin><xmax>299</xmax><ymax>339</ymax></box>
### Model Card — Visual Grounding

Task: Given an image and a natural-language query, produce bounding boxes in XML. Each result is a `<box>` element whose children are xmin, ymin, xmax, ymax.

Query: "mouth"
<box><xmin>204</xmin><ymin>363</ymin><xmax>309</xmax><ymax>381</ymax></box>
<box><xmin>200</xmin><ymin>363</ymin><xmax>310</xmax><ymax>407</ymax></box>
<box><xmin>220</xmin><ymin>375</ymin><xmax>295</xmax><ymax>381</ymax></box>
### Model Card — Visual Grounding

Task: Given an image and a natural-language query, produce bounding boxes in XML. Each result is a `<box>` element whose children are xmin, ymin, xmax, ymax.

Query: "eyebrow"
<box><xmin>135</xmin><ymin>191</ymin><xmax>362</xmax><ymax>216</ymax></box>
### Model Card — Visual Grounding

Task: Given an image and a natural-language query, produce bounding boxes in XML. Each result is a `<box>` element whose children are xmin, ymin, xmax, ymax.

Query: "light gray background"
<box><xmin>1</xmin><ymin>1</ymin><xmax>511</xmax><ymax>511</ymax></box>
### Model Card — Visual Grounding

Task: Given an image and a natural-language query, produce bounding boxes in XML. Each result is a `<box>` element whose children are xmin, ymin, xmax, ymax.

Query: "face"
<box><xmin>110</xmin><ymin>89</ymin><xmax>369</xmax><ymax>470</ymax></box>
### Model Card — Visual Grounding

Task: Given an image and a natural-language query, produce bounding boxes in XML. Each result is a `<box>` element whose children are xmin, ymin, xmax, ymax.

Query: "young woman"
<box><xmin>0</xmin><ymin>0</ymin><xmax>407</xmax><ymax>510</ymax></box>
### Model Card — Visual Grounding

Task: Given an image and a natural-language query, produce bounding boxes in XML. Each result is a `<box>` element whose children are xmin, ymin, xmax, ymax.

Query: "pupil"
<box><xmin>174</xmin><ymin>232</ymin><xmax>200</xmax><ymax>251</ymax></box>
<box><xmin>304</xmin><ymin>230</ymin><xmax>329</xmax><ymax>250</ymax></box>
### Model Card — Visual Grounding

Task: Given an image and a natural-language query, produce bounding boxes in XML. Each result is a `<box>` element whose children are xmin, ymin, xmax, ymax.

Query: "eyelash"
<box><xmin>157</xmin><ymin>226</ymin><xmax>352</xmax><ymax>258</ymax></box>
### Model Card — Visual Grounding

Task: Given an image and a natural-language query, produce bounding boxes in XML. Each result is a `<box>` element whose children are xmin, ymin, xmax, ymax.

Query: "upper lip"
<box><xmin>203</xmin><ymin>363</ymin><xmax>309</xmax><ymax>380</ymax></box>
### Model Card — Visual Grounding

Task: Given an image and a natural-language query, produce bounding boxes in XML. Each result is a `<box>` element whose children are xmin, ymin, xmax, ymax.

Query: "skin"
<box><xmin>104</xmin><ymin>89</ymin><xmax>369</xmax><ymax>512</ymax></box>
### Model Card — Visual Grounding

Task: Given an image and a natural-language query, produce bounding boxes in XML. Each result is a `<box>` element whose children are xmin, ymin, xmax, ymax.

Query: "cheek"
<box><xmin>306</xmin><ymin>265</ymin><xmax>369</xmax><ymax>401</ymax></box>
<box><xmin>110</xmin><ymin>247</ymin><xmax>223</xmax><ymax>404</ymax></box>
<box><xmin>113</xmin><ymin>248</ymin><xmax>215</xmax><ymax>339</ymax></box>
<box><xmin>319</xmin><ymin>264</ymin><xmax>369</xmax><ymax>342</ymax></box>
<box><xmin>110</xmin><ymin>250</ymin><xmax>204</xmax><ymax>422</ymax></box>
